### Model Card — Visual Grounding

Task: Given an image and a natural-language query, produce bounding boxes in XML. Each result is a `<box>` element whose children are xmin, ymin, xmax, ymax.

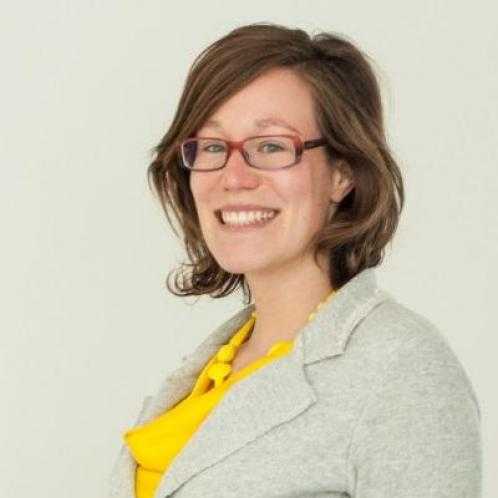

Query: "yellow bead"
<box><xmin>216</xmin><ymin>344</ymin><xmax>235</xmax><ymax>362</ymax></box>
<box><xmin>207</xmin><ymin>362</ymin><xmax>232</xmax><ymax>382</ymax></box>
<box><xmin>308</xmin><ymin>312</ymin><xmax>316</xmax><ymax>322</ymax></box>
<box><xmin>229</xmin><ymin>315</ymin><xmax>256</xmax><ymax>347</ymax></box>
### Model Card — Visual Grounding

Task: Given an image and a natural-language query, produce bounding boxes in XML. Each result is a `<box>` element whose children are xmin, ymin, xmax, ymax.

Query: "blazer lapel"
<box><xmin>110</xmin><ymin>267</ymin><xmax>391</xmax><ymax>498</ymax></box>
<box><xmin>155</xmin><ymin>332</ymin><xmax>317</xmax><ymax>497</ymax></box>
<box><xmin>109</xmin><ymin>305</ymin><xmax>259</xmax><ymax>498</ymax></box>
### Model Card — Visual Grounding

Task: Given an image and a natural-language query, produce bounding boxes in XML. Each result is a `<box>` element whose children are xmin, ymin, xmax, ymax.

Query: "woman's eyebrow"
<box><xmin>254</xmin><ymin>117</ymin><xmax>301</xmax><ymax>135</ymax></box>
<box><xmin>202</xmin><ymin>117</ymin><xmax>302</xmax><ymax>135</ymax></box>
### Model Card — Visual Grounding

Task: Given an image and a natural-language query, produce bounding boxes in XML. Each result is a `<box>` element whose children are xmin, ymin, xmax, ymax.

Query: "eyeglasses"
<box><xmin>179</xmin><ymin>134</ymin><xmax>328</xmax><ymax>171</ymax></box>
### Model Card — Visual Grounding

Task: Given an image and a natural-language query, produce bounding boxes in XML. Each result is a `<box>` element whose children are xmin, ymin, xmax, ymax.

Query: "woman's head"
<box><xmin>188</xmin><ymin>66</ymin><xmax>354</xmax><ymax>288</ymax></box>
<box><xmin>148</xmin><ymin>22</ymin><xmax>404</xmax><ymax>303</ymax></box>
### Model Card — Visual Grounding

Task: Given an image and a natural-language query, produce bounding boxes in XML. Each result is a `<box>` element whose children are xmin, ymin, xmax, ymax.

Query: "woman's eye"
<box><xmin>204</xmin><ymin>143</ymin><xmax>226</xmax><ymax>153</ymax></box>
<box><xmin>260</xmin><ymin>142</ymin><xmax>284</xmax><ymax>153</ymax></box>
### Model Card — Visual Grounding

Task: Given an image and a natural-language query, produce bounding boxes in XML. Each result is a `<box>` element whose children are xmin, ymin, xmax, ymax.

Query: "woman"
<box><xmin>109</xmin><ymin>23</ymin><xmax>481</xmax><ymax>498</ymax></box>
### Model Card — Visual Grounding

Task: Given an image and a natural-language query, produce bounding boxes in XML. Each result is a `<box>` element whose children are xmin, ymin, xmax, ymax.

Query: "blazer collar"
<box><xmin>109</xmin><ymin>267</ymin><xmax>390</xmax><ymax>498</ymax></box>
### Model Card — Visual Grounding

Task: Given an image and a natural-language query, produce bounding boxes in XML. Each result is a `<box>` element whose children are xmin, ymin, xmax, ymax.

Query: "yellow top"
<box><xmin>123</xmin><ymin>288</ymin><xmax>336</xmax><ymax>498</ymax></box>
<box><xmin>123</xmin><ymin>312</ymin><xmax>294</xmax><ymax>498</ymax></box>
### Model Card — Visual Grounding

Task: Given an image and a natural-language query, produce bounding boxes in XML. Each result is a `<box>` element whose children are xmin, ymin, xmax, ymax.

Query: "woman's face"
<box><xmin>189</xmin><ymin>67</ymin><xmax>353</xmax><ymax>278</ymax></box>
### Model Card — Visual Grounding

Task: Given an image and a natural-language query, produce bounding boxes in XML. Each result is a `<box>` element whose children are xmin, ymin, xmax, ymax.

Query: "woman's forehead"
<box><xmin>199</xmin><ymin>71</ymin><xmax>319</xmax><ymax>137</ymax></box>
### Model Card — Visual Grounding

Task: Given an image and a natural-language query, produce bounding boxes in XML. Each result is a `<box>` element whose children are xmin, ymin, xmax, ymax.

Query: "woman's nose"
<box><xmin>221</xmin><ymin>148</ymin><xmax>260</xmax><ymax>189</ymax></box>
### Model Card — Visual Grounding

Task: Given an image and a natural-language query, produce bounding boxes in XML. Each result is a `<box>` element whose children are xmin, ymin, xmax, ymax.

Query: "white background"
<box><xmin>1</xmin><ymin>1</ymin><xmax>496</xmax><ymax>497</ymax></box>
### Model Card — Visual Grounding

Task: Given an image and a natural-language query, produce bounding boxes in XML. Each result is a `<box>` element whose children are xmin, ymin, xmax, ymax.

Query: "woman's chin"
<box><xmin>215</xmin><ymin>255</ymin><xmax>273</xmax><ymax>275</ymax></box>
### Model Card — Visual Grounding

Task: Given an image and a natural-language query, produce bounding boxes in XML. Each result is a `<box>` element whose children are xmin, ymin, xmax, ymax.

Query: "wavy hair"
<box><xmin>147</xmin><ymin>22</ymin><xmax>404</xmax><ymax>304</ymax></box>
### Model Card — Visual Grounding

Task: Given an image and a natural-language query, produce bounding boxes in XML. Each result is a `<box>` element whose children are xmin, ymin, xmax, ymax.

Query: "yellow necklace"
<box><xmin>207</xmin><ymin>288</ymin><xmax>336</xmax><ymax>387</ymax></box>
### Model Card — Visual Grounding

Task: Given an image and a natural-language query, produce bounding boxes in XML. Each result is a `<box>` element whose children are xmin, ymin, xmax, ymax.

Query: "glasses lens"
<box><xmin>182</xmin><ymin>138</ymin><xmax>227</xmax><ymax>170</ymax></box>
<box><xmin>245</xmin><ymin>136</ymin><xmax>296</xmax><ymax>169</ymax></box>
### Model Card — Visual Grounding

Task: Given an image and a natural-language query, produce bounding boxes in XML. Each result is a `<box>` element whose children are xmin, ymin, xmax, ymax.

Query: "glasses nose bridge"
<box><xmin>225</xmin><ymin>138</ymin><xmax>251</xmax><ymax>168</ymax></box>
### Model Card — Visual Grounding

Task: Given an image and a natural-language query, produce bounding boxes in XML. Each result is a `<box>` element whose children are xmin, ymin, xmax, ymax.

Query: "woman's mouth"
<box><xmin>215</xmin><ymin>209</ymin><xmax>280</xmax><ymax>232</ymax></box>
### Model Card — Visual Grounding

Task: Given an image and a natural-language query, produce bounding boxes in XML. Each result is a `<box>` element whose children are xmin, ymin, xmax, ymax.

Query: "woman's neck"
<box><xmin>244</xmin><ymin>252</ymin><xmax>334</xmax><ymax>354</ymax></box>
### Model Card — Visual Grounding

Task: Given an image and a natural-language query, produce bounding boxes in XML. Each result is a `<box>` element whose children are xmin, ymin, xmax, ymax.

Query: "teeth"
<box><xmin>221</xmin><ymin>210</ymin><xmax>278</xmax><ymax>226</ymax></box>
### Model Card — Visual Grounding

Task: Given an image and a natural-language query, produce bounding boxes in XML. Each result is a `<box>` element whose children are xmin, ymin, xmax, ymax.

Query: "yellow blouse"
<box><xmin>123</xmin><ymin>312</ymin><xmax>294</xmax><ymax>498</ymax></box>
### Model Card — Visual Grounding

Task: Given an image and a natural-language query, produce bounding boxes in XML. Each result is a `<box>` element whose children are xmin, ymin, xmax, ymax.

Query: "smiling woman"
<box><xmin>109</xmin><ymin>22</ymin><xmax>481</xmax><ymax>498</ymax></box>
<box><xmin>148</xmin><ymin>28</ymin><xmax>403</xmax><ymax>300</ymax></box>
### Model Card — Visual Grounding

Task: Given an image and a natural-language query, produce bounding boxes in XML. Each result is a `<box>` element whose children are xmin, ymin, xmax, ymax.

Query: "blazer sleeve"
<box><xmin>346</xmin><ymin>333</ymin><xmax>482</xmax><ymax>498</ymax></box>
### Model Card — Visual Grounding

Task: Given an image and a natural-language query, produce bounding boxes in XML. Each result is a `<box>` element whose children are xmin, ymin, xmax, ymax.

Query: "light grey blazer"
<box><xmin>109</xmin><ymin>268</ymin><xmax>481</xmax><ymax>498</ymax></box>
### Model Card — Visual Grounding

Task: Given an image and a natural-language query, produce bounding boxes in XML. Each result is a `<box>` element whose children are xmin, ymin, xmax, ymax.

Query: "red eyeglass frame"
<box><xmin>179</xmin><ymin>134</ymin><xmax>328</xmax><ymax>171</ymax></box>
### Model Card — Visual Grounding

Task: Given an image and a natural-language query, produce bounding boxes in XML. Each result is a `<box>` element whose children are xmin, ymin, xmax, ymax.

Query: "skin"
<box><xmin>189</xmin><ymin>67</ymin><xmax>354</xmax><ymax>368</ymax></box>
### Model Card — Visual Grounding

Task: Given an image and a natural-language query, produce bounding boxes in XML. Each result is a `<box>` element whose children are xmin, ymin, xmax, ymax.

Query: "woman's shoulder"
<box><xmin>349</xmin><ymin>294</ymin><xmax>461</xmax><ymax>366</ymax></box>
<box><xmin>343</xmin><ymin>294</ymin><xmax>480</xmax><ymax>416</ymax></box>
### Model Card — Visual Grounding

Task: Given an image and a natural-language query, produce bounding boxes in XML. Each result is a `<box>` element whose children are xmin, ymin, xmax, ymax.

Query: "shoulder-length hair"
<box><xmin>147</xmin><ymin>22</ymin><xmax>404</xmax><ymax>305</ymax></box>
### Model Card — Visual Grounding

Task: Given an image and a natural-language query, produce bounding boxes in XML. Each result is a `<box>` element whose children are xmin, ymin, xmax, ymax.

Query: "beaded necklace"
<box><xmin>206</xmin><ymin>288</ymin><xmax>336</xmax><ymax>387</ymax></box>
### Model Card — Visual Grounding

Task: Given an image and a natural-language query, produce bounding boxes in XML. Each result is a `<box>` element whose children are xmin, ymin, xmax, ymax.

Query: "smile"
<box><xmin>215</xmin><ymin>210</ymin><xmax>280</xmax><ymax>231</ymax></box>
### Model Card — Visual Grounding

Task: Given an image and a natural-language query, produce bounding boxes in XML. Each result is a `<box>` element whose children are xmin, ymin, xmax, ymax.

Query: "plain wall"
<box><xmin>1</xmin><ymin>1</ymin><xmax>496</xmax><ymax>496</ymax></box>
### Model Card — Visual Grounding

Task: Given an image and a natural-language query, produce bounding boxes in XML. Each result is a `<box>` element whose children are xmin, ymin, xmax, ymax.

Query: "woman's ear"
<box><xmin>329</xmin><ymin>160</ymin><xmax>354</xmax><ymax>204</ymax></box>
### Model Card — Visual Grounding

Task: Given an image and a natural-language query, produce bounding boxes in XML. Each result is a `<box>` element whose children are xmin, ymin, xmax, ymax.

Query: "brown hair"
<box><xmin>147</xmin><ymin>22</ymin><xmax>404</xmax><ymax>304</ymax></box>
